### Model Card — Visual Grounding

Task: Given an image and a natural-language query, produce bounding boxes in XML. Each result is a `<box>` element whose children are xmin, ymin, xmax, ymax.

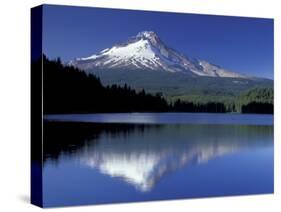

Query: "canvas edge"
<box><xmin>31</xmin><ymin>4</ymin><xmax>43</xmax><ymax>208</ymax></box>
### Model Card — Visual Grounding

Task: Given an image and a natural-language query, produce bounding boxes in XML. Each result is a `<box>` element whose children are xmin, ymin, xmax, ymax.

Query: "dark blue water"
<box><xmin>45</xmin><ymin>112</ymin><xmax>273</xmax><ymax>125</ymax></box>
<box><xmin>43</xmin><ymin>113</ymin><xmax>273</xmax><ymax>207</ymax></box>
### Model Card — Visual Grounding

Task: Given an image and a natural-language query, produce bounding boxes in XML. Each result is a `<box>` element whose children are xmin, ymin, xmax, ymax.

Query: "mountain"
<box><xmin>69</xmin><ymin>31</ymin><xmax>247</xmax><ymax>78</ymax></box>
<box><xmin>68</xmin><ymin>31</ymin><xmax>272</xmax><ymax>101</ymax></box>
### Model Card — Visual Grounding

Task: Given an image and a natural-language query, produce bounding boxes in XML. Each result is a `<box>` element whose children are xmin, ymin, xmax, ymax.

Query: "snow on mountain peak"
<box><xmin>137</xmin><ymin>30</ymin><xmax>156</xmax><ymax>36</ymax></box>
<box><xmin>69</xmin><ymin>31</ymin><xmax>247</xmax><ymax>78</ymax></box>
<box><xmin>136</xmin><ymin>31</ymin><xmax>159</xmax><ymax>43</ymax></box>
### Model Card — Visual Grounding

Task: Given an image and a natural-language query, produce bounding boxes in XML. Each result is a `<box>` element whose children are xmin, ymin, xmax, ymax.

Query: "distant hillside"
<box><xmin>40</xmin><ymin>56</ymin><xmax>273</xmax><ymax>114</ymax></box>
<box><xmin>91</xmin><ymin>69</ymin><xmax>273</xmax><ymax>103</ymax></box>
<box><xmin>237</xmin><ymin>88</ymin><xmax>273</xmax><ymax>114</ymax></box>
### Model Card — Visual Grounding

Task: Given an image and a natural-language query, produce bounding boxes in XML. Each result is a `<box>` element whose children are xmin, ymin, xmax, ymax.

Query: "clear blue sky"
<box><xmin>42</xmin><ymin>4</ymin><xmax>274</xmax><ymax>79</ymax></box>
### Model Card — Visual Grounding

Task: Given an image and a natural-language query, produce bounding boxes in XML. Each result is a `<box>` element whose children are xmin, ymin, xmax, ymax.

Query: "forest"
<box><xmin>37</xmin><ymin>56</ymin><xmax>273</xmax><ymax>114</ymax></box>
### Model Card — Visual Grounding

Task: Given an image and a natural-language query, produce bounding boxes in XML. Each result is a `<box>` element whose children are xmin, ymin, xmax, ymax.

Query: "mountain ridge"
<box><xmin>69</xmin><ymin>31</ymin><xmax>248</xmax><ymax>78</ymax></box>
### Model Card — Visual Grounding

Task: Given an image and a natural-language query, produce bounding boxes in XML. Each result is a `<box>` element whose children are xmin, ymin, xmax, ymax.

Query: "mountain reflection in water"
<box><xmin>43</xmin><ymin>121</ymin><xmax>273</xmax><ymax>192</ymax></box>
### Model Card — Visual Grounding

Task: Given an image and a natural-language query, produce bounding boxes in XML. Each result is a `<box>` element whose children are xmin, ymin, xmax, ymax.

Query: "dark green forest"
<box><xmin>38</xmin><ymin>56</ymin><xmax>273</xmax><ymax>114</ymax></box>
<box><xmin>41</xmin><ymin>56</ymin><xmax>168</xmax><ymax>114</ymax></box>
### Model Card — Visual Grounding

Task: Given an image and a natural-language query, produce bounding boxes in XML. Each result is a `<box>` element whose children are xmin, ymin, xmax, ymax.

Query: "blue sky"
<box><xmin>42</xmin><ymin>4</ymin><xmax>274</xmax><ymax>79</ymax></box>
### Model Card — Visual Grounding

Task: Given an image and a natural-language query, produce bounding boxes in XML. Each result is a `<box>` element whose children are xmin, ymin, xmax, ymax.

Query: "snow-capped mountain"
<box><xmin>69</xmin><ymin>31</ymin><xmax>246</xmax><ymax>78</ymax></box>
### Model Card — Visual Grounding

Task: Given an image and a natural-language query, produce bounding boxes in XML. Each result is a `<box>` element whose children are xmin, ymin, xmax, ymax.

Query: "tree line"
<box><xmin>38</xmin><ymin>56</ymin><xmax>273</xmax><ymax>114</ymax></box>
<box><xmin>237</xmin><ymin>87</ymin><xmax>273</xmax><ymax>114</ymax></box>
<box><xmin>41</xmin><ymin>55</ymin><xmax>168</xmax><ymax>114</ymax></box>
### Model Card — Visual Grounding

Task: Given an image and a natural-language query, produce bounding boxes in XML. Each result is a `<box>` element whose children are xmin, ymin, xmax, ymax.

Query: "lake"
<box><xmin>43</xmin><ymin>113</ymin><xmax>273</xmax><ymax>207</ymax></box>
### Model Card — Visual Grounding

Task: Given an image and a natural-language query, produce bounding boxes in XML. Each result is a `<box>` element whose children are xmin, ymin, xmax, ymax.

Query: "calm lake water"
<box><xmin>43</xmin><ymin>113</ymin><xmax>273</xmax><ymax>207</ymax></box>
